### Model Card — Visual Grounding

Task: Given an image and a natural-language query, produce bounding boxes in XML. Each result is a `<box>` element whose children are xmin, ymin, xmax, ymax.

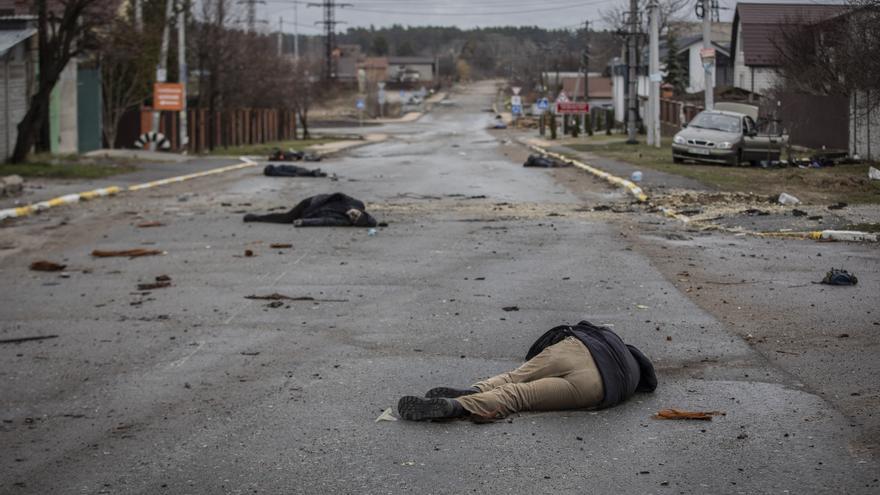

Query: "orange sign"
<box><xmin>153</xmin><ymin>83</ymin><xmax>185</xmax><ymax>111</ymax></box>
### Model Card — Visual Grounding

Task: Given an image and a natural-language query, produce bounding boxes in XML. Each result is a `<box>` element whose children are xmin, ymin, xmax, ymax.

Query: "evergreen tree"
<box><xmin>663</xmin><ymin>33</ymin><xmax>687</xmax><ymax>96</ymax></box>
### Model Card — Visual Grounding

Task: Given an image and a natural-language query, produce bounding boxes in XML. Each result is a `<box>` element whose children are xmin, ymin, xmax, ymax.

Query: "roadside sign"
<box><xmin>555</xmin><ymin>101</ymin><xmax>590</xmax><ymax>114</ymax></box>
<box><xmin>649</xmin><ymin>72</ymin><xmax>663</xmax><ymax>83</ymax></box>
<box><xmin>512</xmin><ymin>104</ymin><xmax>523</xmax><ymax>116</ymax></box>
<box><xmin>356</xmin><ymin>98</ymin><xmax>365</xmax><ymax>110</ymax></box>
<box><xmin>556</xmin><ymin>91</ymin><xmax>569</xmax><ymax>103</ymax></box>
<box><xmin>378</xmin><ymin>89</ymin><xmax>386</xmax><ymax>105</ymax></box>
<box><xmin>699</xmin><ymin>47</ymin><xmax>716</xmax><ymax>60</ymax></box>
<box><xmin>511</xmin><ymin>95</ymin><xmax>522</xmax><ymax>106</ymax></box>
<box><xmin>537</xmin><ymin>97</ymin><xmax>550</xmax><ymax>111</ymax></box>
<box><xmin>511</xmin><ymin>86</ymin><xmax>521</xmax><ymax>95</ymax></box>
<box><xmin>153</xmin><ymin>83</ymin><xmax>184</xmax><ymax>111</ymax></box>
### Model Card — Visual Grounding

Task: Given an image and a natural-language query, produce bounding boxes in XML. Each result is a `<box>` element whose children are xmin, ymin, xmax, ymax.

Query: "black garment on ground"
<box><xmin>242</xmin><ymin>192</ymin><xmax>378</xmax><ymax>227</ymax></box>
<box><xmin>263</xmin><ymin>164</ymin><xmax>327</xmax><ymax>177</ymax></box>
<box><xmin>523</xmin><ymin>154</ymin><xmax>569</xmax><ymax>168</ymax></box>
<box><xmin>526</xmin><ymin>321</ymin><xmax>657</xmax><ymax>409</ymax></box>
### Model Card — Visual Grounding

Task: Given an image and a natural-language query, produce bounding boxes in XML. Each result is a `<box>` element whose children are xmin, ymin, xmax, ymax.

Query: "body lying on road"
<box><xmin>398</xmin><ymin>321</ymin><xmax>657</xmax><ymax>421</ymax></box>
<box><xmin>243</xmin><ymin>192</ymin><xmax>378</xmax><ymax>227</ymax></box>
<box><xmin>263</xmin><ymin>164</ymin><xmax>327</xmax><ymax>177</ymax></box>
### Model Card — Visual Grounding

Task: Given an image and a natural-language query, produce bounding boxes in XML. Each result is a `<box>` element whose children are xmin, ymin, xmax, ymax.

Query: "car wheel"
<box><xmin>728</xmin><ymin>150</ymin><xmax>742</xmax><ymax>166</ymax></box>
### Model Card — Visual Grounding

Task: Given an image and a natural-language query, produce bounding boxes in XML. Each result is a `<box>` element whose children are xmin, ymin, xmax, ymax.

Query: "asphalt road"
<box><xmin>1</xmin><ymin>81</ymin><xmax>878</xmax><ymax>494</ymax></box>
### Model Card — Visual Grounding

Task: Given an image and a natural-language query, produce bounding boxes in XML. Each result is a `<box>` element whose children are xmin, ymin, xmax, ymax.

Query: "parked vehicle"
<box><xmin>671</xmin><ymin>104</ymin><xmax>788</xmax><ymax>166</ymax></box>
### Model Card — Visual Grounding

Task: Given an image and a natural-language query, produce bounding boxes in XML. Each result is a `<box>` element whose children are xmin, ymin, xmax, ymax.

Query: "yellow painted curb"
<box><xmin>0</xmin><ymin>157</ymin><xmax>257</xmax><ymax>221</ymax></box>
<box><xmin>127</xmin><ymin>159</ymin><xmax>257</xmax><ymax>192</ymax></box>
<box><xmin>526</xmin><ymin>143</ymin><xmax>649</xmax><ymax>202</ymax></box>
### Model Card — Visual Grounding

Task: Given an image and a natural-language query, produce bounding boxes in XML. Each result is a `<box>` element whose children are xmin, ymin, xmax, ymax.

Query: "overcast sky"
<box><xmin>256</xmin><ymin>0</ymin><xmax>844</xmax><ymax>35</ymax></box>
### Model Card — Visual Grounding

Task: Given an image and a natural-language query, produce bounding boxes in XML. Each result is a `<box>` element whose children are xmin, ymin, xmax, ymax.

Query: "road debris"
<box><xmin>819</xmin><ymin>268</ymin><xmax>858</xmax><ymax>286</ymax></box>
<box><xmin>813</xmin><ymin>230</ymin><xmax>878</xmax><ymax>242</ymax></box>
<box><xmin>375</xmin><ymin>408</ymin><xmax>398</xmax><ymax>422</ymax></box>
<box><xmin>502</xmin><ymin>306</ymin><xmax>520</xmax><ymax>312</ymax></box>
<box><xmin>270</xmin><ymin>243</ymin><xmax>293</xmax><ymax>249</ymax></box>
<box><xmin>827</xmin><ymin>202</ymin><xmax>847</xmax><ymax>210</ymax></box>
<box><xmin>245</xmin><ymin>249</ymin><xmax>255</xmax><ymax>257</ymax></box>
<box><xmin>245</xmin><ymin>293</ymin><xmax>348</xmax><ymax>302</ymax></box>
<box><xmin>137</xmin><ymin>275</ymin><xmax>173</xmax><ymax>291</ymax></box>
<box><xmin>869</xmin><ymin>166</ymin><xmax>880</xmax><ymax>180</ymax></box>
<box><xmin>652</xmin><ymin>409</ymin><xmax>725</xmax><ymax>421</ymax></box>
<box><xmin>777</xmin><ymin>192</ymin><xmax>800</xmax><ymax>205</ymax></box>
<box><xmin>0</xmin><ymin>335</ymin><xmax>59</xmax><ymax>345</ymax></box>
<box><xmin>136</xmin><ymin>221</ymin><xmax>165</xmax><ymax>228</ymax></box>
<box><xmin>92</xmin><ymin>248</ymin><xmax>164</xmax><ymax>258</ymax></box>
<box><xmin>29</xmin><ymin>260</ymin><xmax>67</xmax><ymax>272</ymax></box>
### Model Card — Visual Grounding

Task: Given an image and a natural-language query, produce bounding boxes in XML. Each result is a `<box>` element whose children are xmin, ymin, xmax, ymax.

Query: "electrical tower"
<box><xmin>308</xmin><ymin>0</ymin><xmax>352</xmax><ymax>80</ymax></box>
<box><xmin>240</xmin><ymin>0</ymin><xmax>266</xmax><ymax>33</ymax></box>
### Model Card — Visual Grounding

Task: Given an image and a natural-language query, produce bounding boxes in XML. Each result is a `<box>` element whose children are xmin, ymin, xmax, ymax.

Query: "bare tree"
<box><xmin>99</xmin><ymin>14</ymin><xmax>158</xmax><ymax>148</ymax></box>
<box><xmin>10</xmin><ymin>0</ymin><xmax>112</xmax><ymax>163</ymax></box>
<box><xmin>601</xmin><ymin>0</ymin><xmax>690</xmax><ymax>35</ymax></box>
<box><xmin>290</xmin><ymin>59</ymin><xmax>322</xmax><ymax>139</ymax></box>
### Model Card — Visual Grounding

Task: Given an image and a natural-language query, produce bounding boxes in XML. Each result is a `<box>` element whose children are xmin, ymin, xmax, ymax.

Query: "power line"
<box><xmin>308</xmin><ymin>0</ymin><xmax>352</xmax><ymax>80</ymax></box>
<box><xmin>342</xmin><ymin>0</ymin><xmax>609</xmax><ymax>17</ymax></box>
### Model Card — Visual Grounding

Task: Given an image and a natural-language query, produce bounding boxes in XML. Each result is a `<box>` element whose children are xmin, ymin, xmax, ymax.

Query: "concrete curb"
<box><xmin>0</xmin><ymin>156</ymin><xmax>257</xmax><ymax>221</ymax></box>
<box><xmin>524</xmin><ymin>141</ymin><xmax>648</xmax><ymax>202</ymax></box>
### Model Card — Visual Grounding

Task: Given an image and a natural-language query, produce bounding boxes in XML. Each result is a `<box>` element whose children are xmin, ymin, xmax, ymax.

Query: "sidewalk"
<box><xmin>523</xmin><ymin>135</ymin><xmax>710</xmax><ymax>192</ymax></box>
<box><xmin>0</xmin><ymin>156</ymin><xmax>245</xmax><ymax>211</ymax></box>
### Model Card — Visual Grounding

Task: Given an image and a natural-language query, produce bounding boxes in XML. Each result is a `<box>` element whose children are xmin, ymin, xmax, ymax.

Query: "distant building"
<box><xmin>358</xmin><ymin>57</ymin><xmax>389</xmax><ymax>84</ymax></box>
<box><xmin>731</xmin><ymin>2</ymin><xmax>843</xmax><ymax>95</ymax></box>
<box><xmin>0</xmin><ymin>15</ymin><xmax>36</xmax><ymax>161</ymax></box>
<box><xmin>387</xmin><ymin>57</ymin><xmax>435</xmax><ymax>84</ymax></box>
<box><xmin>560</xmin><ymin>75</ymin><xmax>613</xmax><ymax>109</ymax></box>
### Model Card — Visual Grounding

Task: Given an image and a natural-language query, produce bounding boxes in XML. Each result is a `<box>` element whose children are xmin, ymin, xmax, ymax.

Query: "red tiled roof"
<box><xmin>733</xmin><ymin>3</ymin><xmax>844</xmax><ymax>66</ymax></box>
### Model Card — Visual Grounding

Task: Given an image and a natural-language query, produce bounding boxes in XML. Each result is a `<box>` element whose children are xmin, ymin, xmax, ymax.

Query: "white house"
<box><xmin>730</xmin><ymin>2</ymin><xmax>842</xmax><ymax>96</ymax></box>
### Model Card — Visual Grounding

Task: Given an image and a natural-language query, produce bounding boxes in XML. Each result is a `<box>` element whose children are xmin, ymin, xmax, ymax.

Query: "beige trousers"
<box><xmin>456</xmin><ymin>337</ymin><xmax>604</xmax><ymax>418</ymax></box>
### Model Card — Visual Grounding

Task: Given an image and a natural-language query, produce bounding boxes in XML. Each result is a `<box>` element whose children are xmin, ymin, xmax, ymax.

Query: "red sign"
<box><xmin>555</xmin><ymin>102</ymin><xmax>590</xmax><ymax>114</ymax></box>
<box><xmin>153</xmin><ymin>83</ymin><xmax>185</xmax><ymax>111</ymax></box>
<box><xmin>699</xmin><ymin>47</ymin><xmax>716</xmax><ymax>60</ymax></box>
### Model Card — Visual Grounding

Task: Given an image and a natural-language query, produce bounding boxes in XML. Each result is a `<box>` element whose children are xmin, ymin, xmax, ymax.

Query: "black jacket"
<box><xmin>243</xmin><ymin>193</ymin><xmax>377</xmax><ymax>227</ymax></box>
<box><xmin>526</xmin><ymin>321</ymin><xmax>657</xmax><ymax>409</ymax></box>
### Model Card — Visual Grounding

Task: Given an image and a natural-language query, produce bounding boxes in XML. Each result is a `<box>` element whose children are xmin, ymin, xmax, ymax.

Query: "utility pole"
<box><xmin>648</xmin><ymin>0</ymin><xmax>660</xmax><ymax>147</ymax></box>
<box><xmin>308</xmin><ymin>0</ymin><xmax>352</xmax><ymax>80</ymax></box>
<box><xmin>177</xmin><ymin>1</ymin><xmax>188</xmax><ymax>151</ymax></box>
<box><xmin>278</xmin><ymin>17</ymin><xmax>283</xmax><ymax>57</ymax></box>
<box><xmin>701</xmin><ymin>0</ymin><xmax>714</xmax><ymax>110</ymax></box>
<box><xmin>134</xmin><ymin>0</ymin><xmax>143</xmax><ymax>31</ymax></box>
<box><xmin>245</xmin><ymin>0</ymin><xmax>257</xmax><ymax>32</ymax></box>
<box><xmin>625</xmin><ymin>0</ymin><xmax>639</xmax><ymax>144</ymax></box>
<box><xmin>582</xmin><ymin>20</ymin><xmax>590</xmax><ymax>133</ymax></box>
<box><xmin>151</xmin><ymin>0</ymin><xmax>175</xmax><ymax>150</ymax></box>
<box><xmin>294</xmin><ymin>0</ymin><xmax>300</xmax><ymax>60</ymax></box>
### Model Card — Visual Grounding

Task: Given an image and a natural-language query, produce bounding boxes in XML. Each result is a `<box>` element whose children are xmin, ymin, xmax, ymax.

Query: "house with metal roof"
<box><xmin>731</xmin><ymin>2</ymin><xmax>844</xmax><ymax>95</ymax></box>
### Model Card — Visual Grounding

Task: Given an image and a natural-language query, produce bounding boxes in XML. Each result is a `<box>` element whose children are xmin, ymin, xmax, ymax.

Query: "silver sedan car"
<box><xmin>671</xmin><ymin>110</ymin><xmax>787</xmax><ymax>166</ymax></box>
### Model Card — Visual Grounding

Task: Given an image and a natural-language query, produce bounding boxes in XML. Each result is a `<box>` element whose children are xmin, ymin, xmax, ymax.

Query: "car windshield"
<box><xmin>688</xmin><ymin>112</ymin><xmax>741</xmax><ymax>133</ymax></box>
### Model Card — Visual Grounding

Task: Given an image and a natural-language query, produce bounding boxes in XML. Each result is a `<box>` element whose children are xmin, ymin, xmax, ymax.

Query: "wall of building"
<box><xmin>850</xmin><ymin>91</ymin><xmax>880</xmax><ymax>161</ymax></box>
<box><xmin>0</xmin><ymin>40</ymin><xmax>30</xmax><ymax>161</ymax></box>
<box><xmin>732</xmin><ymin>24</ymin><xmax>778</xmax><ymax>95</ymax></box>
<box><xmin>50</xmin><ymin>59</ymin><xmax>78</xmax><ymax>154</ymax></box>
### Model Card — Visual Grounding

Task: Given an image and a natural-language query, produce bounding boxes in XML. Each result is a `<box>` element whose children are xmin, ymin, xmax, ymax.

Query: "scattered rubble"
<box><xmin>92</xmin><ymin>248</ymin><xmax>164</xmax><ymax>258</ymax></box>
<box><xmin>652</xmin><ymin>409</ymin><xmax>725</xmax><ymax>421</ymax></box>
<box><xmin>29</xmin><ymin>260</ymin><xmax>67</xmax><ymax>272</ymax></box>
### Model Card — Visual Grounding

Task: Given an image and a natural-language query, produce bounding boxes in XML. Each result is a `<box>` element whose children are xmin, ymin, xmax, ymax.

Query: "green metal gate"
<box><xmin>77</xmin><ymin>68</ymin><xmax>102</xmax><ymax>152</ymax></box>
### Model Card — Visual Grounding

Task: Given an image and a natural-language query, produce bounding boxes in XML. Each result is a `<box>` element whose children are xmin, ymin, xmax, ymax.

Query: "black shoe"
<box><xmin>425</xmin><ymin>386</ymin><xmax>480</xmax><ymax>399</ymax></box>
<box><xmin>397</xmin><ymin>396</ymin><xmax>467</xmax><ymax>421</ymax></box>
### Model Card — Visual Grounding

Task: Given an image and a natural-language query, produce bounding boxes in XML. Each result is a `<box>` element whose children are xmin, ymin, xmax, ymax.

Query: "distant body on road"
<box><xmin>243</xmin><ymin>192</ymin><xmax>378</xmax><ymax>227</ymax></box>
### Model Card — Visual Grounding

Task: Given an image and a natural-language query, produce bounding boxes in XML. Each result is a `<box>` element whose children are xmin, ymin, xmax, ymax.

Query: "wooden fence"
<box><xmin>659</xmin><ymin>98</ymin><xmax>704</xmax><ymax>135</ymax></box>
<box><xmin>139</xmin><ymin>108</ymin><xmax>298</xmax><ymax>153</ymax></box>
